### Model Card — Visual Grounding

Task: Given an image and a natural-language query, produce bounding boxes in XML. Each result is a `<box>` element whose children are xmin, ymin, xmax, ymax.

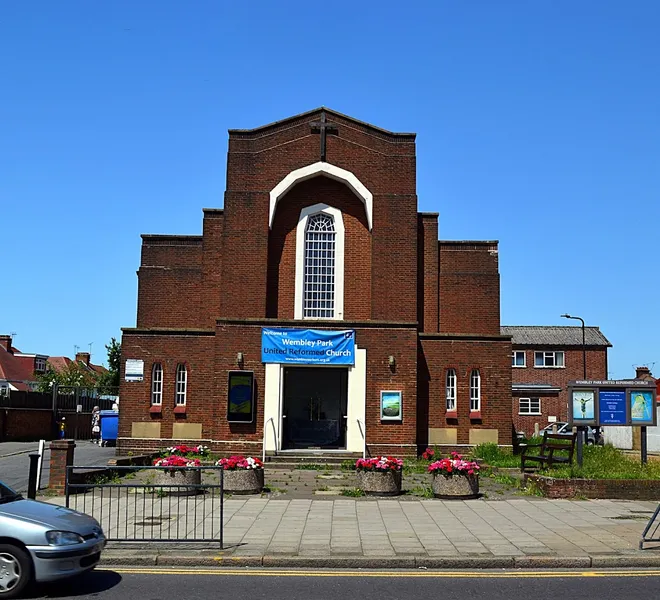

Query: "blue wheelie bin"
<box><xmin>99</xmin><ymin>410</ymin><xmax>119</xmax><ymax>447</ymax></box>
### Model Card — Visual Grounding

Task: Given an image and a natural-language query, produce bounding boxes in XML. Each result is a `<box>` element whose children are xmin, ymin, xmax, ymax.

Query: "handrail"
<box><xmin>263</xmin><ymin>417</ymin><xmax>278</xmax><ymax>463</ymax></box>
<box><xmin>356</xmin><ymin>418</ymin><xmax>366</xmax><ymax>459</ymax></box>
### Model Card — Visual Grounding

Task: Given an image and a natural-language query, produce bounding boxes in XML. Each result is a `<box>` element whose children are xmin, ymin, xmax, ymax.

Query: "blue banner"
<box><xmin>261</xmin><ymin>328</ymin><xmax>355</xmax><ymax>365</ymax></box>
<box><xmin>598</xmin><ymin>390</ymin><xmax>627</xmax><ymax>425</ymax></box>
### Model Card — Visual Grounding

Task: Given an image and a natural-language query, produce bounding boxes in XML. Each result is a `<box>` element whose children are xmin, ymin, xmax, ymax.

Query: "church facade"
<box><xmin>118</xmin><ymin>108</ymin><xmax>513</xmax><ymax>457</ymax></box>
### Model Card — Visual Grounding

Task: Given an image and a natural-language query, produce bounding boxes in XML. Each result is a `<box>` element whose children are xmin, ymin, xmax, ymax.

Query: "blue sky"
<box><xmin>1</xmin><ymin>1</ymin><xmax>658</xmax><ymax>379</ymax></box>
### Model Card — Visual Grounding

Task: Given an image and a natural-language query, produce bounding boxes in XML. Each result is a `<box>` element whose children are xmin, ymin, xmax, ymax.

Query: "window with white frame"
<box><xmin>35</xmin><ymin>357</ymin><xmax>47</xmax><ymax>373</ymax></box>
<box><xmin>470</xmin><ymin>369</ymin><xmax>481</xmax><ymax>412</ymax></box>
<box><xmin>519</xmin><ymin>397</ymin><xmax>541</xmax><ymax>415</ymax></box>
<box><xmin>446</xmin><ymin>369</ymin><xmax>456</xmax><ymax>411</ymax></box>
<box><xmin>303</xmin><ymin>213</ymin><xmax>336</xmax><ymax>319</ymax></box>
<box><xmin>175</xmin><ymin>364</ymin><xmax>187</xmax><ymax>406</ymax></box>
<box><xmin>534</xmin><ymin>351</ymin><xmax>565</xmax><ymax>368</ymax></box>
<box><xmin>512</xmin><ymin>351</ymin><xmax>526</xmax><ymax>367</ymax></box>
<box><xmin>0</xmin><ymin>385</ymin><xmax>8</xmax><ymax>397</ymax></box>
<box><xmin>151</xmin><ymin>363</ymin><xmax>163</xmax><ymax>405</ymax></box>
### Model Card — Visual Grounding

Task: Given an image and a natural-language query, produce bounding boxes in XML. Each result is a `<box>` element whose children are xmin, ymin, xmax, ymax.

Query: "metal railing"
<box><xmin>641</xmin><ymin>503</ymin><xmax>660</xmax><ymax>549</ymax></box>
<box><xmin>262</xmin><ymin>417</ymin><xmax>278</xmax><ymax>463</ymax></box>
<box><xmin>65</xmin><ymin>465</ymin><xmax>224</xmax><ymax>546</ymax></box>
<box><xmin>356</xmin><ymin>419</ymin><xmax>367</xmax><ymax>459</ymax></box>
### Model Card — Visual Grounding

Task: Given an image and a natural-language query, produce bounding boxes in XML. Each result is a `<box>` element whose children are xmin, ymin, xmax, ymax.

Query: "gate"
<box><xmin>54</xmin><ymin>386</ymin><xmax>117</xmax><ymax>440</ymax></box>
<box><xmin>65</xmin><ymin>465</ymin><xmax>224</xmax><ymax>546</ymax></box>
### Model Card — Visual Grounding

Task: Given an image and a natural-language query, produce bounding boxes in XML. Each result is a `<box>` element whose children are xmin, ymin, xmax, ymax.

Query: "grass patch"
<box><xmin>472</xmin><ymin>443</ymin><xmax>520</xmax><ymax>468</ymax></box>
<box><xmin>341</xmin><ymin>488</ymin><xmax>365</xmax><ymax>497</ymax></box>
<box><xmin>490</xmin><ymin>473</ymin><xmax>519</xmax><ymax>487</ymax></box>
<box><xmin>409</xmin><ymin>485</ymin><xmax>434</xmax><ymax>498</ymax></box>
<box><xmin>403</xmin><ymin>458</ymin><xmax>431</xmax><ymax>474</ymax></box>
<box><xmin>548</xmin><ymin>444</ymin><xmax>660</xmax><ymax>480</ymax></box>
<box><xmin>294</xmin><ymin>463</ymin><xmax>325</xmax><ymax>470</ymax></box>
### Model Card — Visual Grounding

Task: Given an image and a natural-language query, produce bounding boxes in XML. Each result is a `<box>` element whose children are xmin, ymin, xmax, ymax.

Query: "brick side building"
<box><xmin>119</xmin><ymin>108</ymin><xmax>512</xmax><ymax>457</ymax></box>
<box><xmin>503</xmin><ymin>326</ymin><xmax>611</xmax><ymax>436</ymax></box>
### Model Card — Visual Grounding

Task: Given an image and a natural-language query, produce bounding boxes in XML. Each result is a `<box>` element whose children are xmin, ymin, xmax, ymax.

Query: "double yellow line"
<box><xmin>101</xmin><ymin>568</ymin><xmax>660</xmax><ymax>578</ymax></box>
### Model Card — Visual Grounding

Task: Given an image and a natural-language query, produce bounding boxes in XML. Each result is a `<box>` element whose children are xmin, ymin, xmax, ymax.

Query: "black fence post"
<box><xmin>220</xmin><ymin>468</ymin><xmax>224</xmax><ymax>550</ymax></box>
<box><xmin>641</xmin><ymin>426</ymin><xmax>648</xmax><ymax>465</ymax></box>
<box><xmin>27</xmin><ymin>453</ymin><xmax>40</xmax><ymax>499</ymax></box>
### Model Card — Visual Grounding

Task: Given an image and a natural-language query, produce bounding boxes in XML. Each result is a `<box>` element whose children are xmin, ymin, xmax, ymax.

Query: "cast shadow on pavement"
<box><xmin>28</xmin><ymin>570</ymin><xmax>122</xmax><ymax>598</ymax></box>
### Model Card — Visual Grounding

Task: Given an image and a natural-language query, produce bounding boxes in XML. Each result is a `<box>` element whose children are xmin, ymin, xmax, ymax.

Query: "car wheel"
<box><xmin>586</xmin><ymin>439</ymin><xmax>594</xmax><ymax>446</ymax></box>
<box><xmin>0</xmin><ymin>544</ymin><xmax>32</xmax><ymax>599</ymax></box>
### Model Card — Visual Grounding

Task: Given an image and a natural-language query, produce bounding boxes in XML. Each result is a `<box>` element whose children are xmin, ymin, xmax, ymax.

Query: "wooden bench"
<box><xmin>520</xmin><ymin>431</ymin><xmax>577</xmax><ymax>472</ymax></box>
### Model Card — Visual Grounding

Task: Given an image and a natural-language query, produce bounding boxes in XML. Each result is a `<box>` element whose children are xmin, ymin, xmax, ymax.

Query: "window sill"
<box><xmin>512</xmin><ymin>365</ymin><xmax>527</xmax><ymax>368</ymax></box>
<box><xmin>518</xmin><ymin>413</ymin><xmax>542</xmax><ymax>416</ymax></box>
<box><xmin>445</xmin><ymin>411</ymin><xmax>457</xmax><ymax>419</ymax></box>
<box><xmin>149</xmin><ymin>405</ymin><xmax>162</xmax><ymax>414</ymax></box>
<box><xmin>533</xmin><ymin>366</ymin><xmax>565</xmax><ymax>369</ymax></box>
<box><xmin>174</xmin><ymin>405</ymin><xmax>187</xmax><ymax>414</ymax></box>
<box><xmin>469</xmin><ymin>411</ymin><xmax>482</xmax><ymax>420</ymax></box>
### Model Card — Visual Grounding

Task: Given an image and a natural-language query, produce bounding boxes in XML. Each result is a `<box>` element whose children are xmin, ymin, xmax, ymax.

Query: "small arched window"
<box><xmin>175</xmin><ymin>364</ymin><xmax>187</xmax><ymax>406</ymax></box>
<box><xmin>151</xmin><ymin>363</ymin><xmax>163</xmax><ymax>406</ymax></box>
<box><xmin>445</xmin><ymin>369</ymin><xmax>456</xmax><ymax>412</ymax></box>
<box><xmin>470</xmin><ymin>369</ymin><xmax>481</xmax><ymax>412</ymax></box>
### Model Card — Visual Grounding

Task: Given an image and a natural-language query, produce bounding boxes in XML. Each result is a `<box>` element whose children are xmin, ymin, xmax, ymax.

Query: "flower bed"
<box><xmin>428</xmin><ymin>453</ymin><xmax>480</xmax><ymax>499</ymax></box>
<box><xmin>152</xmin><ymin>455</ymin><xmax>202</xmax><ymax>494</ymax></box>
<box><xmin>355</xmin><ymin>457</ymin><xmax>403</xmax><ymax>496</ymax></box>
<box><xmin>216</xmin><ymin>456</ymin><xmax>264</xmax><ymax>494</ymax></box>
<box><xmin>163</xmin><ymin>444</ymin><xmax>210</xmax><ymax>459</ymax></box>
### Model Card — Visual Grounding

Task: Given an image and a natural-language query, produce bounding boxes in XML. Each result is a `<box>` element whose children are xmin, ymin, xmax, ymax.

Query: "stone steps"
<box><xmin>264</xmin><ymin>451</ymin><xmax>362</xmax><ymax>467</ymax></box>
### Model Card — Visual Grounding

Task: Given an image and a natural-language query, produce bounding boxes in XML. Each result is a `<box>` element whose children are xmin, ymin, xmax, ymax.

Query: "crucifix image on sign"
<box><xmin>310</xmin><ymin>111</ymin><xmax>338</xmax><ymax>162</ymax></box>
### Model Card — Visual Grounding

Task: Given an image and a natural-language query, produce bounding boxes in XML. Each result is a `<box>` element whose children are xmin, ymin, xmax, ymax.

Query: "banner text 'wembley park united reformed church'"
<box><xmin>261</xmin><ymin>328</ymin><xmax>355</xmax><ymax>365</ymax></box>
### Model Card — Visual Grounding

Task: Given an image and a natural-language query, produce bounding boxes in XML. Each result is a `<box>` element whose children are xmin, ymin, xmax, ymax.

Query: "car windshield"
<box><xmin>0</xmin><ymin>481</ymin><xmax>23</xmax><ymax>504</ymax></box>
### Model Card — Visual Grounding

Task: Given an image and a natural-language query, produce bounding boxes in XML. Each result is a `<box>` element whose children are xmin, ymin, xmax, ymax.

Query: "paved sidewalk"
<box><xmin>43</xmin><ymin>495</ymin><xmax>660</xmax><ymax>566</ymax></box>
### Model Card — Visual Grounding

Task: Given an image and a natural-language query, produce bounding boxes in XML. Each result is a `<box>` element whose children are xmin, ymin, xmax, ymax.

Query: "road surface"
<box><xmin>22</xmin><ymin>567</ymin><xmax>660</xmax><ymax>599</ymax></box>
<box><xmin>0</xmin><ymin>442</ymin><xmax>116</xmax><ymax>491</ymax></box>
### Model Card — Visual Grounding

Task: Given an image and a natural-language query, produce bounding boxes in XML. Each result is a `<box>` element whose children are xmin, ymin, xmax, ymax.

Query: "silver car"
<box><xmin>0</xmin><ymin>480</ymin><xmax>105</xmax><ymax>598</ymax></box>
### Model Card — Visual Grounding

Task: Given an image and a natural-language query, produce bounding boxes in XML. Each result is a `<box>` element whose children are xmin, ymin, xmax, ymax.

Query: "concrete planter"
<box><xmin>432</xmin><ymin>472</ymin><xmax>479</xmax><ymax>499</ymax></box>
<box><xmin>152</xmin><ymin>468</ymin><xmax>202</xmax><ymax>495</ymax></box>
<box><xmin>223</xmin><ymin>468</ymin><xmax>265</xmax><ymax>495</ymax></box>
<box><xmin>358</xmin><ymin>470</ymin><xmax>402</xmax><ymax>496</ymax></box>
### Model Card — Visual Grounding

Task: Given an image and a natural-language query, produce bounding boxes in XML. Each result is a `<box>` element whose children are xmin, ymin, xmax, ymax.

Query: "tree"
<box><xmin>98</xmin><ymin>337</ymin><xmax>121</xmax><ymax>393</ymax></box>
<box><xmin>36</xmin><ymin>362</ymin><xmax>100</xmax><ymax>393</ymax></box>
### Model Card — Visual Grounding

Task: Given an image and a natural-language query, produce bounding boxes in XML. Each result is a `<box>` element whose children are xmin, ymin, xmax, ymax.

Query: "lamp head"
<box><xmin>560</xmin><ymin>314</ymin><xmax>572</xmax><ymax>319</ymax></box>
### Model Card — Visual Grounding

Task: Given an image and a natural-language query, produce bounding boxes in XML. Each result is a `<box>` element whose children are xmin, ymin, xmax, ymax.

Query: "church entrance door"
<box><xmin>282</xmin><ymin>367</ymin><xmax>348</xmax><ymax>449</ymax></box>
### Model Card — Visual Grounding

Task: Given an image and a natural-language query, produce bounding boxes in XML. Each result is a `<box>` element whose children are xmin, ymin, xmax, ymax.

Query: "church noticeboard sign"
<box><xmin>124</xmin><ymin>359</ymin><xmax>144</xmax><ymax>382</ymax></box>
<box><xmin>568</xmin><ymin>380</ymin><xmax>657</xmax><ymax>427</ymax></box>
<box><xmin>261</xmin><ymin>328</ymin><xmax>355</xmax><ymax>365</ymax></box>
<box><xmin>227</xmin><ymin>371</ymin><xmax>255</xmax><ymax>423</ymax></box>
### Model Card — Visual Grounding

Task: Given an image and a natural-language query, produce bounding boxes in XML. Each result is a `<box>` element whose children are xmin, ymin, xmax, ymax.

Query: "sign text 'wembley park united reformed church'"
<box><xmin>261</xmin><ymin>328</ymin><xmax>355</xmax><ymax>365</ymax></box>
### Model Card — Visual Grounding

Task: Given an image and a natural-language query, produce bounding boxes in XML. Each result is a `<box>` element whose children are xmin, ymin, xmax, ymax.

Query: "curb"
<box><xmin>0</xmin><ymin>449</ymin><xmax>37</xmax><ymax>459</ymax></box>
<box><xmin>99</xmin><ymin>553</ymin><xmax>660</xmax><ymax>570</ymax></box>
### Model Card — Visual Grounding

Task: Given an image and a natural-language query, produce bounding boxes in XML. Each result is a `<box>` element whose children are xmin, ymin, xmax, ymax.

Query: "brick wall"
<box><xmin>0</xmin><ymin>408</ymin><xmax>54</xmax><ymax>441</ymax></box>
<box><xmin>525</xmin><ymin>473</ymin><xmax>660</xmax><ymax>500</ymax></box>
<box><xmin>420</xmin><ymin>335</ymin><xmax>512</xmax><ymax>445</ymax></box>
<box><xmin>439</xmin><ymin>242</ymin><xmax>500</xmax><ymax>335</ymax></box>
<box><xmin>417</xmin><ymin>214</ymin><xmax>439</xmax><ymax>333</ymax></box>
<box><xmin>119</xmin><ymin>331</ymin><xmax>216</xmax><ymax>440</ymax></box>
<box><xmin>137</xmin><ymin>236</ymin><xmax>203</xmax><ymax>328</ymax></box>
<box><xmin>267</xmin><ymin>177</ymin><xmax>372</xmax><ymax>320</ymax></box>
<box><xmin>511</xmin><ymin>347</ymin><xmax>608</xmax><ymax>429</ymax></box>
<box><xmin>512</xmin><ymin>393</ymin><xmax>562</xmax><ymax>437</ymax></box>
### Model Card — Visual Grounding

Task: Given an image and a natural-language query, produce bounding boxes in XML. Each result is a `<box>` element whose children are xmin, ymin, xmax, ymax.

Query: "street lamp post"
<box><xmin>561</xmin><ymin>314</ymin><xmax>587</xmax><ymax>466</ymax></box>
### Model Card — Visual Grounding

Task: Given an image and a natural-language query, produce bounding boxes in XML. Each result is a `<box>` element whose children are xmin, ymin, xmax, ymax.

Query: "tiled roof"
<box><xmin>0</xmin><ymin>346</ymin><xmax>36</xmax><ymax>391</ymax></box>
<box><xmin>502</xmin><ymin>326</ymin><xmax>611</xmax><ymax>347</ymax></box>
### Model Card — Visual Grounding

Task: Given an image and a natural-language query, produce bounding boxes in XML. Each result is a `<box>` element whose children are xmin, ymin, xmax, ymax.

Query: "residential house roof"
<box><xmin>0</xmin><ymin>345</ymin><xmax>37</xmax><ymax>391</ymax></box>
<box><xmin>502</xmin><ymin>326</ymin><xmax>611</xmax><ymax>347</ymax></box>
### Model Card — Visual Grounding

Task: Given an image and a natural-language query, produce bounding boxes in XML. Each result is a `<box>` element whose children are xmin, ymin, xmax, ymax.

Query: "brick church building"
<box><xmin>119</xmin><ymin>108</ymin><xmax>512</xmax><ymax>457</ymax></box>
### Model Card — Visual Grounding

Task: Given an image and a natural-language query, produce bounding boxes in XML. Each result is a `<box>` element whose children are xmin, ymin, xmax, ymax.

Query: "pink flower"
<box><xmin>216</xmin><ymin>455</ymin><xmax>263</xmax><ymax>470</ymax></box>
<box><xmin>355</xmin><ymin>456</ymin><xmax>403</xmax><ymax>472</ymax></box>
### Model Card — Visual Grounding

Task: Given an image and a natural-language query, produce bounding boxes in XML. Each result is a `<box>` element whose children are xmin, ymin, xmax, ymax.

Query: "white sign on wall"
<box><xmin>125</xmin><ymin>359</ymin><xmax>144</xmax><ymax>382</ymax></box>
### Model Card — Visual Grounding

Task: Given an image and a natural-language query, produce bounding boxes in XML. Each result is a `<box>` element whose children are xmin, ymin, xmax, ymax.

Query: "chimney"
<box><xmin>76</xmin><ymin>352</ymin><xmax>91</xmax><ymax>366</ymax></box>
<box><xmin>635</xmin><ymin>366</ymin><xmax>653</xmax><ymax>381</ymax></box>
<box><xmin>0</xmin><ymin>335</ymin><xmax>12</xmax><ymax>352</ymax></box>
